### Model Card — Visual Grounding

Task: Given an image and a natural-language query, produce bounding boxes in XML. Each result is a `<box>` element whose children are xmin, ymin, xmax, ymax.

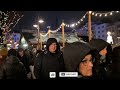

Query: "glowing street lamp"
<box><xmin>33</xmin><ymin>19</ymin><xmax>44</xmax><ymax>50</ymax></box>
<box><xmin>38</xmin><ymin>19</ymin><xmax>44</xmax><ymax>23</ymax></box>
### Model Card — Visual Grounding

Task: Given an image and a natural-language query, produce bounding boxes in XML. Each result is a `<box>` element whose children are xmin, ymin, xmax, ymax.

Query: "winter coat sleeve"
<box><xmin>58</xmin><ymin>52</ymin><xmax>65</xmax><ymax>72</ymax></box>
<box><xmin>34</xmin><ymin>53</ymin><xmax>43</xmax><ymax>79</ymax></box>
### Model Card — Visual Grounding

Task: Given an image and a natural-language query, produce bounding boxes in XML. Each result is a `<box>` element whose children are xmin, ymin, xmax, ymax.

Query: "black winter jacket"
<box><xmin>34</xmin><ymin>51</ymin><xmax>64</xmax><ymax>79</ymax></box>
<box><xmin>0</xmin><ymin>56</ymin><xmax>27</xmax><ymax>79</ymax></box>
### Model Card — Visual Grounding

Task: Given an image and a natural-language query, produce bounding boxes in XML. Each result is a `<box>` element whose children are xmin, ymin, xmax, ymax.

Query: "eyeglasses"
<box><xmin>81</xmin><ymin>58</ymin><xmax>94</xmax><ymax>65</ymax></box>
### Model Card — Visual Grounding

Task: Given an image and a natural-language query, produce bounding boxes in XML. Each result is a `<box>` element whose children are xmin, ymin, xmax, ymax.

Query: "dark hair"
<box><xmin>8</xmin><ymin>49</ymin><xmax>17</xmax><ymax>57</ymax></box>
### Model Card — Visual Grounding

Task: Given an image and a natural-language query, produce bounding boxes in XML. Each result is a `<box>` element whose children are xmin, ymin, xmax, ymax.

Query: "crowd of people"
<box><xmin>0</xmin><ymin>37</ymin><xmax>120</xmax><ymax>80</ymax></box>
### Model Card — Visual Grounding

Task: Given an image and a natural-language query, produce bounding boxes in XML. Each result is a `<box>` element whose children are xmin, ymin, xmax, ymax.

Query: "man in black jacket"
<box><xmin>34</xmin><ymin>38</ymin><xmax>64</xmax><ymax>79</ymax></box>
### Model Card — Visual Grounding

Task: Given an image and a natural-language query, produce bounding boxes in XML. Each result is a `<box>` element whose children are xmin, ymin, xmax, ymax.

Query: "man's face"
<box><xmin>79</xmin><ymin>54</ymin><xmax>93</xmax><ymax>77</ymax></box>
<box><xmin>49</xmin><ymin>42</ymin><xmax>57</xmax><ymax>53</ymax></box>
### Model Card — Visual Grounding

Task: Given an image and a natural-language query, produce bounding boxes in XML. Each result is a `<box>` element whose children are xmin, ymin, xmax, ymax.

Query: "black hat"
<box><xmin>46</xmin><ymin>38</ymin><xmax>58</xmax><ymax>51</ymax></box>
<box><xmin>89</xmin><ymin>39</ymin><xmax>109</xmax><ymax>52</ymax></box>
<box><xmin>63</xmin><ymin>42</ymin><xmax>93</xmax><ymax>71</ymax></box>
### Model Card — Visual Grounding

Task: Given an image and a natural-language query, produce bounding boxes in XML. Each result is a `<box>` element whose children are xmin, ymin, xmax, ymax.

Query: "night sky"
<box><xmin>13</xmin><ymin>11</ymin><xmax>87</xmax><ymax>32</ymax></box>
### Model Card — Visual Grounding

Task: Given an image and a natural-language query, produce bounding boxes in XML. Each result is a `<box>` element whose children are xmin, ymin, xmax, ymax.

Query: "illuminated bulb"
<box><xmin>63</xmin><ymin>23</ymin><xmax>65</xmax><ymax>26</ymax></box>
<box><xmin>116</xmin><ymin>11</ymin><xmax>119</xmax><ymax>13</ymax></box>
<box><xmin>92</xmin><ymin>12</ymin><xmax>94</xmax><ymax>15</ymax></box>
<box><xmin>83</xmin><ymin>16</ymin><xmax>85</xmax><ymax>18</ymax></box>
<box><xmin>81</xmin><ymin>19</ymin><xmax>83</xmax><ymax>21</ymax></box>
<box><xmin>78</xmin><ymin>21</ymin><xmax>80</xmax><ymax>23</ymax></box>
<box><xmin>38</xmin><ymin>19</ymin><xmax>44</xmax><ymax>23</ymax></box>
<box><xmin>89</xmin><ymin>11</ymin><xmax>92</xmax><ymax>14</ymax></box>
<box><xmin>71</xmin><ymin>24</ymin><xmax>75</xmax><ymax>27</ymax></box>
<box><xmin>95</xmin><ymin>14</ymin><xmax>97</xmax><ymax>16</ymax></box>
<box><xmin>76</xmin><ymin>23</ymin><xmax>78</xmax><ymax>25</ymax></box>
<box><xmin>110</xmin><ymin>12</ymin><xmax>112</xmax><ymax>15</ymax></box>
<box><xmin>105</xmin><ymin>14</ymin><xmax>107</xmax><ymax>16</ymax></box>
<box><xmin>99</xmin><ymin>14</ymin><xmax>102</xmax><ymax>17</ymax></box>
<box><xmin>33</xmin><ymin>25</ymin><xmax>38</xmax><ymax>28</ymax></box>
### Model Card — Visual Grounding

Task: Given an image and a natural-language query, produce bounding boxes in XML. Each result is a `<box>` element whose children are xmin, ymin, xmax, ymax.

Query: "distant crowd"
<box><xmin>0</xmin><ymin>38</ymin><xmax>120</xmax><ymax>80</ymax></box>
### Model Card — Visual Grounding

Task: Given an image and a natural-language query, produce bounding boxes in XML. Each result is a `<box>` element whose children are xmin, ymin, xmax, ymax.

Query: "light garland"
<box><xmin>38</xmin><ymin>11</ymin><xmax>120</xmax><ymax>37</ymax></box>
<box><xmin>92</xmin><ymin>11</ymin><xmax>120</xmax><ymax>17</ymax></box>
<box><xmin>8</xmin><ymin>15</ymin><xmax>24</xmax><ymax>32</ymax></box>
<box><xmin>0</xmin><ymin>11</ymin><xmax>23</xmax><ymax>44</ymax></box>
<box><xmin>40</xmin><ymin>31</ymin><xmax>49</xmax><ymax>37</ymax></box>
<box><xmin>64</xmin><ymin>12</ymin><xmax>88</xmax><ymax>28</ymax></box>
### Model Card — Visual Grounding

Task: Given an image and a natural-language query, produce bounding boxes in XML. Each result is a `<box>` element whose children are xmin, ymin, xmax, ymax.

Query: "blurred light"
<box><xmin>16</xmin><ymin>44</ymin><xmax>19</xmax><ymax>47</ymax></box>
<box><xmin>99</xmin><ymin>14</ymin><xmax>102</xmax><ymax>17</ymax></box>
<box><xmin>71</xmin><ymin>24</ymin><xmax>75</xmax><ymax>27</ymax></box>
<box><xmin>38</xmin><ymin>19</ymin><xmax>44</xmax><ymax>23</ymax></box>
<box><xmin>110</xmin><ymin>12</ymin><xmax>112</xmax><ymax>15</ymax></box>
<box><xmin>107</xmin><ymin>31</ymin><xmax>113</xmax><ymax>44</ymax></box>
<box><xmin>10</xmin><ymin>40</ymin><xmax>12</xmax><ymax>43</ymax></box>
<box><xmin>105</xmin><ymin>14</ymin><xmax>107</xmax><ymax>16</ymax></box>
<box><xmin>21</xmin><ymin>37</ymin><xmax>26</xmax><ymax>43</ymax></box>
<box><xmin>7</xmin><ymin>47</ymin><xmax>10</xmax><ymax>50</ymax></box>
<box><xmin>7</xmin><ymin>44</ymin><xmax>11</xmax><ymax>46</ymax></box>
<box><xmin>92</xmin><ymin>12</ymin><xmax>94</xmax><ymax>15</ymax></box>
<box><xmin>14</xmin><ymin>42</ymin><xmax>17</xmax><ymax>44</ymax></box>
<box><xmin>23</xmin><ymin>43</ymin><xmax>28</xmax><ymax>47</ymax></box>
<box><xmin>107</xmin><ymin>31</ymin><xmax>111</xmax><ymax>35</ymax></box>
<box><xmin>89</xmin><ymin>11</ymin><xmax>92</xmax><ymax>14</ymax></box>
<box><xmin>33</xmin><ymin>25</ymin><xmax>38</xmax><ymax>28</ymax></box>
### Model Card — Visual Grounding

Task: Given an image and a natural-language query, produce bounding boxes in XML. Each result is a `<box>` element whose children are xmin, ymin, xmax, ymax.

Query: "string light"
<box><xmin>64</xmin><ymin>12</ymin><xmax>88</xmax><ymax>28</ymax></box>
<box><xmin>0</xmin><ymin>11</ymin><xmax>23</xmax><ymax>44</ymax></box>
<box><xmin>105</xmin><ymin>14</ymin><xmax>107</xmax><ymax>17</ymax></box>
<box><xmin>110</xmin><ymin>12</ymin><xmax>113</xmax><ymax>15</ymax></box>
<box><xmin>39</xmin><ymin>11</ymin><xmax>120</xmax><ymax>38</ymax></box>
<box><xmin>92</xmin><ymin>11</ymin><xmax>119</xmax><ymax>17</ymax></box>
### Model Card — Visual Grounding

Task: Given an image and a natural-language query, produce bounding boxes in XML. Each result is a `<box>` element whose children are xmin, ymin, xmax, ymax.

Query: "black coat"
<box><xmin>34</xmin><ymin>51</ymin><xmax>64</xmax><ymax>79</ymax></box>
<box><xmin>110</xmin><ymin>46</ymin><xmax>120</xmax><ymax>79</ymax></box>
<box><xmin>17</xmin><ymin>54</ymin><xmax>30</xmax><ymax>73</ymax></box>
<box><xmin>0</xmin><ymin>56</ymin><xmax>27</xmax><ymax>79</ymax></box>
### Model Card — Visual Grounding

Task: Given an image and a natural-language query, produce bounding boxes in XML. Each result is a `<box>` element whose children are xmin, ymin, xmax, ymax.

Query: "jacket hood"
<box><xmin>63</xmin><ymin>42</ymin><xmax>93</xmax><ymax>71</ymax></box>
<box><xmin>46</xmin><ymin>38</ymin><xmax>60</xmax><ymax>53</ymax></box>
<box><xmin>8</xmin><ymin>49</ymin><xmax>17</xmax><ymax>57</ymax></box>
<box><xmin>5</xmin><ymin>55</ymin><xmax>20</xmax><ymax>64</ymax></box>
<box><xmin>89</xmin><ymin>39</ymin><xmax>109</xmax><ymax>52</ymax></box>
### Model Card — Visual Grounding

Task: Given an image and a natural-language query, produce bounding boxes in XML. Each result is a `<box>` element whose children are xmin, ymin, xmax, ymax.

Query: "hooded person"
<box><xmin>7</xmin><ymin>49</ymin><xmax>17</xmax><ymax>57</ymax></box>
<box><xmin>0</xmin><ymin>55</ymin><xmax>27</xmax><ymax>79</ymax></box>
<box><xmin>88</xmin><ymin>39</ymin><xmax>110</xmax><ymax>79</ymax></box>
<box><xmin>110</xmin><ymin>46</ymin><xmax>120</xmax><ymax>79</ymax></box>
<box><xmin>34</xmin><ymin>38</ymin><xmax>64</xmax><ymax>79</ymax></box>
<box><xmin>63</xmin><ymin>42</ymin><xmax>96</xmax><ymax>79</ymax></box>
